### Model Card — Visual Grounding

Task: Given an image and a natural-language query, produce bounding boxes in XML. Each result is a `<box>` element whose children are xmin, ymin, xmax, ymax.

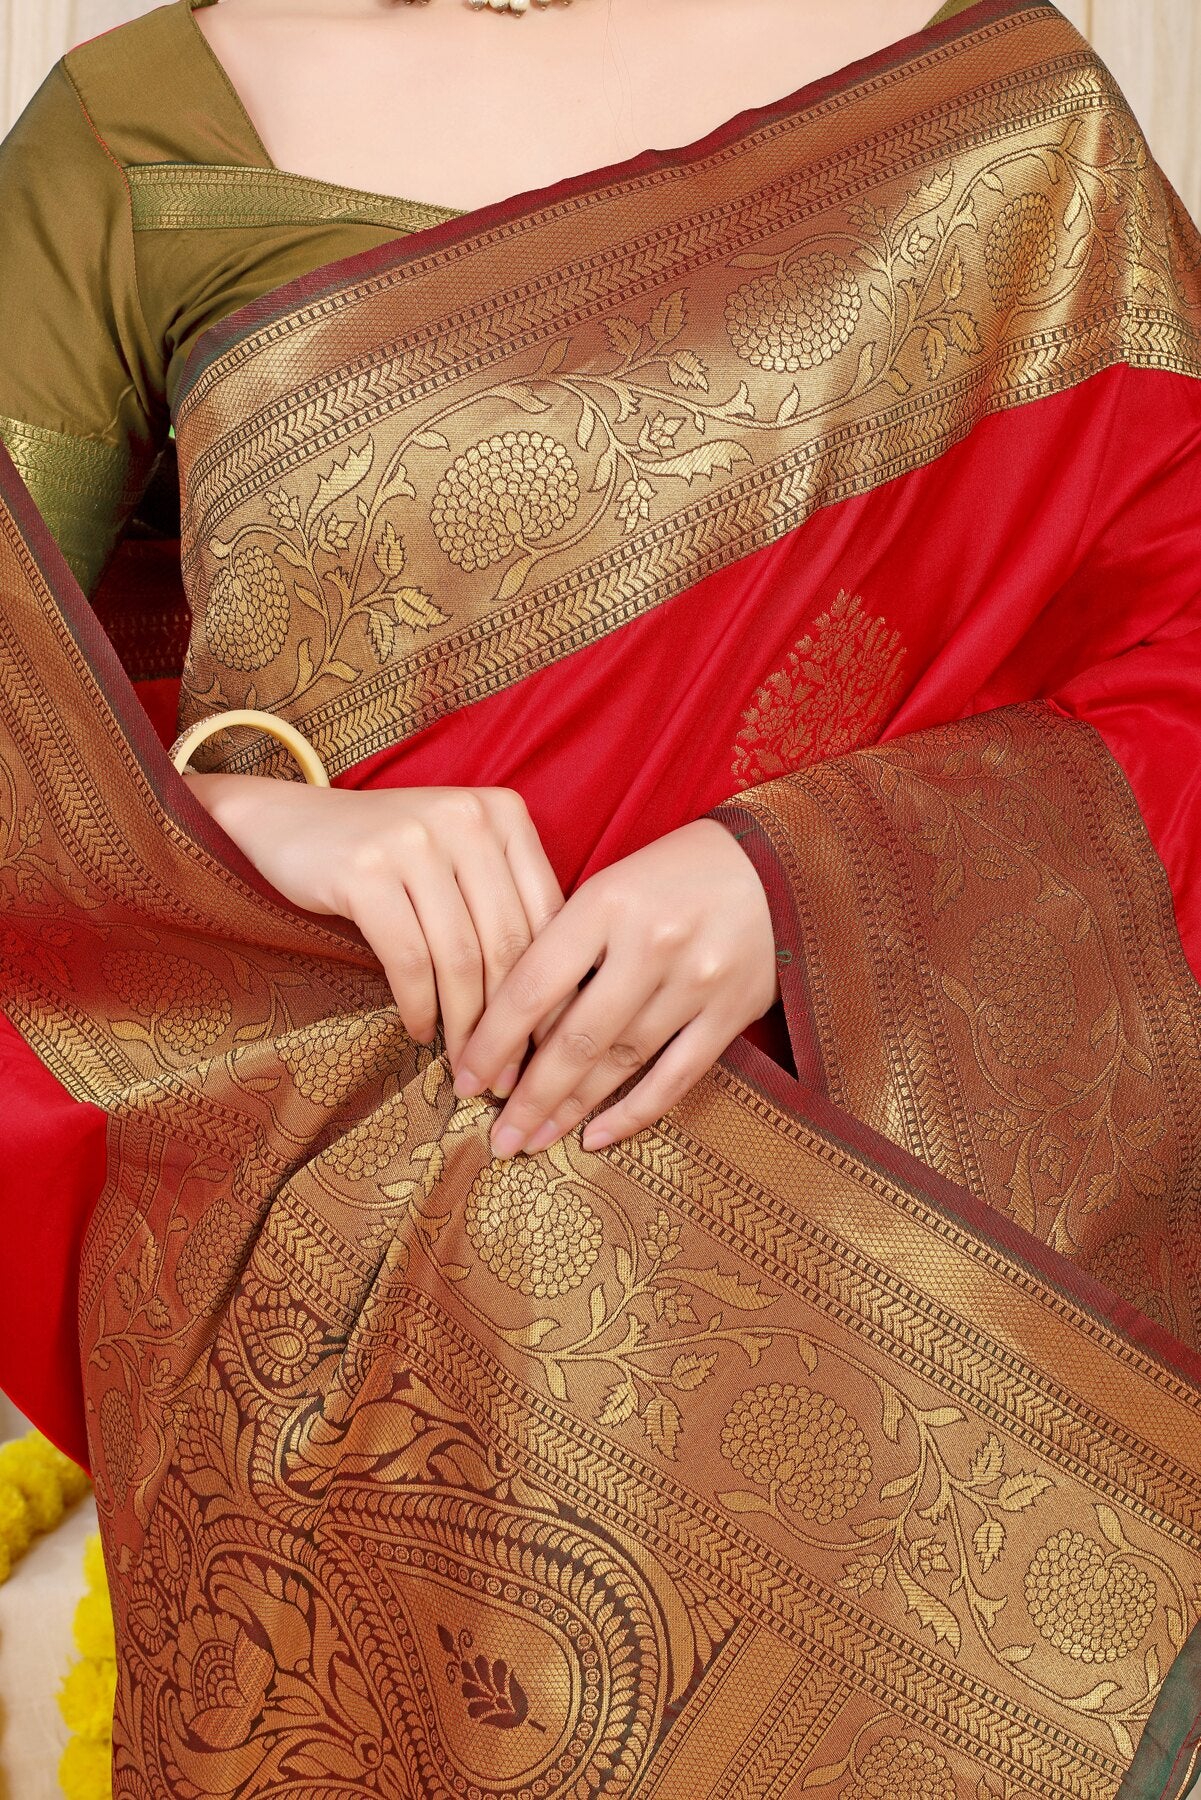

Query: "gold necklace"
<box><xmin>401</xmin><ymin>0</ymin><xmax>575</xmax><ymax>13</ymax></box>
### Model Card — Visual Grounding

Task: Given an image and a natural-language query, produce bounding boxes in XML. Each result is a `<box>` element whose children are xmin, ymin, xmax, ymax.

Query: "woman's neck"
<box><xmin>193</xmin><ymin>0</ymin><xmax>945</xmax><ymax>212</ymax></box>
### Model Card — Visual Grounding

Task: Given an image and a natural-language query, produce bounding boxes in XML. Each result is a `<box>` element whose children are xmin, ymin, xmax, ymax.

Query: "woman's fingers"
<box><xmin>494</xmin><ymin>793</ymin><xmax>566</xmax><ymax>940</ymax></box>
<box><xmin>453</xmin><ymin>900</ymin><xmax>604</xmax><ymax>1106</ymax></box>
<box><xmin>580</xmin><ymin>1013</ymin><xmax>730</xmax><ymax>1151</ymax></box>
<box><xmin>499</xmin><ymin>984</ymin><xmax>701</xmax><ymax>1155</ymax></box>
<box><xmin>484</xmin><ymin>965</ymin><xmax>668</xmax><ymax>1155</ymax></box>
<box><xmin>451</xmin><ymin>837</ymin><xmax>537</xmax><ymax>1005</ymax></box>
<box><xmin>352</xmin><ymin>884</ymin><xmax>439</xmax><ymax>1044</ymax></box>
<box><xmin>402</xmin><ymin>855</ymin><xmax>486</xmax><ymax>1068</ymax></box>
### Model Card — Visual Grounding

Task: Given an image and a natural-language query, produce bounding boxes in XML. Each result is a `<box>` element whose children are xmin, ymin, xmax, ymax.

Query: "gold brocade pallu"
<box><xmin>2</xmin><ymin>1</ymin><xmax>1201</xmax><ymax>1796</ymax></box>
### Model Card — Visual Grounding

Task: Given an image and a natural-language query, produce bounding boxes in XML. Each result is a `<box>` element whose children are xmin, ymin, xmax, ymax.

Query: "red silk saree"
<box><xmin>2</xmin><ymin>1</ymin><xmax>1201</xmax><ymax>1794</ymax></box>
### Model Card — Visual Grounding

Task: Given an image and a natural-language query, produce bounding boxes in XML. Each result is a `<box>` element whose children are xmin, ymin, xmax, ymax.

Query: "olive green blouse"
<box><xmin>0</xmin><ymin>0</ymin><xmax>973</xmax><ymax>597</ymax></box>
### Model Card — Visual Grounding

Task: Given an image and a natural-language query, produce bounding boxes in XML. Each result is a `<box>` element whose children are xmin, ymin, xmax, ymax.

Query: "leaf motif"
<box><xmin>979</xmin><ymin>168</ymin><xmax>1006</xmax><ymax>194</ymax></box>
<box><xmin>973</xmin><ymin>1519</ymin><xmax>1006</xmax><ymax>1572</ymax></box>
<box><xmin>651</xmin><ymin>440</ymin><xmax>753</xmax><ymax>484</ymax></box>
<box><xmin>597</xmin><ymin>1378</ymin><xmax>638</xmax><ymax>1428</ymax></box>
<box><xmin>591</xmin><ymin>445</ymin><xmax>617</xmax><ymax>492</ymax></box>
<box><xmin>494</xmin><ymin>554</ymin><xmax>537</xmax><ymax>603</ymax></box>
<box><xmin>642</xmin><ymin>1394</ymin><xmax>682</xmax><ymax>1460</ymax></box>
<box><xmin>1123</xmin><ymin>1113</ymin><xmax>1163</xmax><ymax>1150</ymax></box>
<box><xmin>941</xmin><ymin>244</ymin><xmax>965</xmax><ymax>302</ymax></box>
<box><xmin>894</xmin><ymin>1561</ymin><xmax>962</xmax><ymax>1650</ymax></box>
<box><xmin>880</xmin><ymin>1386</ymin><xmax>904</xmax><ymax>1443</ymax></box>
<box><xmin>669</xmin><ymin>1353</ymin><xmax>719</xmax><ymax>1391</ymax></box>
<box><xmin>774</xmin><ymin>385</ymin><xmax>801</xmax><ymax>425</ymax></box>
<box><xmin>880</xmin><ymin>1470</ymin><xmax>920</xmax><ymax>1501</ymax></box>
<box><xmin>997</xmin><ymin>1641</ymin><xmax>1033</xmax><ymax>1662</ymax></box>
<box><xmin>947</xmin><ymin>309</ymin><xmax>982</xmax><ymax>354</ymax></box>
<box><xmin>111</xmin><ymin>1019</ymin><xmax>155</xmax><ymax>1044</ymax></box>
<box><xmin>537</xmin><ymin>337</ymin><xmax>569</xmax><ymax>375</ymax></box>
<box><xmin>650</xmin><ymin>289</ymin><xmax>687</xmax><ymax>344</ymax></box>
<box><xmin>996</xmin><ymin>1471</ymin><xmax>1053</xmax><ymax>1512</ymax></box>
<box><xmin>506</xmin><ymin>1317</ymin><xmax>558</xmax><ymax>1348</ymax></box>
<box><xmin>589</xmin><ymin>1284</ymin><xmax>608</xmax><ymax>1331</ymax></box>
<box><xmin>544</xmin><ymin>1359</ymin><xmax>568</xmax><ymax>1401</ymax></box>
<box><xmin>577</xmin><ymin>404</ymin><xmax>597</xmax><ymax>451</ymax></box>
<box><xmin>718</xmin><ymin>1488</ymin><xmax>775</xmax><ymax>1515</ymax></box>
<box><xmin>667</xmin><ymin>348</ymin><xmax>709</xmax><ymax>391</ymax></box>
<box><xmin>727</xmin><ymin>252</ymin><xmax>779</xmax><ymax>269</ymax></box>
<box><xmin>884</xmin><ymin>366</ymin><xmax>912</xmax><ymax>396</ymax></box>
<box><xmin>605</xmin><ymin>316</ymin><xmax>642</xmax><ymax>358</ymax></box>
<box><xmin>917</xmin><ymin>1405</ymin><xmax>964</xmax><ymax>1429</ymax></box>
<box><xmin>674</xmin><ymin>1263</ymin><xmax>775</xmax><ymax>1310</ymax></box>
<box><xmin>969</xmin><ymin>1434</ymin><xmax>1005</xmax><ymax>1486</ymax></box>
<box><xmin>868</xmin><ymin>285</ymin><xmax>892</xmax><ymax>319</ymax></box>
<box><xmin>1094</xmin><ymin>1504</ymin><xmax>1129</xmax><ymax>1550</ymax></box>
<box><xmin>614</xmin><ymin>1245</ymin><xmax>634</xmax><ymax>1287</ymax></box>
<box><xmin>1108</xmin><ymin>1719</ymin><xmax>1135</xmax><ymax>1761</ymax></box>
<box><xmin>494</xmin><ymin>383</ymin><xmax>552</xmax><ymax>414</ymax></box>
<box><xmin>1129</xmin><ymin>1158</ymin><xmax>1166</xmax><ymax>1197</ymax></box>
<box><xmin>391</xmin><ymin>586</ymin><xmax>449</xmax><ymax>631</ymax></box>
<box><xmin>305</xmin><ymin>442</ymin><xmax>374</xmax><ymax>532</ymax></box>
<box><xmin>413</xmin><ymin>429</ymin><xmax>451</xmax><ymax>450</ymax></box>
<box><xmin>929</xmin><ymin>333</ymin><xmax>950</xmax><ymax>385</ymax></box>
<box><xmin>1064</xmin><ymin>188</ymin><xmax>1084</xmax><ymax>230</ymax></box>
<box><xmin>896</xmin><ymin>167</ymin><xmax>955</xmax><ymax>227</ymax></box>
<box><xmin>1073</xmin><ymin>1680</ymin><xmax>1120</xmax><ymax>1713</ymax></box>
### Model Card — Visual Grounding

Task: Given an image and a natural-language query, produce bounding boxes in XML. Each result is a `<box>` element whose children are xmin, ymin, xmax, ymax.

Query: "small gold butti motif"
<box><xmin>1024</xmin><ymin>1529</ymin><xmax>1157</xmax><ymax>1662</ymax></box>
<box><xmin>724</xmin><ymin>252</ymin><xmax>862</xmax><ymax>371</ymax></box>
<box><xmin>968</xmin><ymin>914</ymin><xmax>1077</xmax><ymax>1069</ymax></box>
<box><xmin>430</xmin><ymin>430</ymin><xmax>580</xmax><ymax>571</ymax></box>
<box><xmin>103</xmin><ymin>947</ymin><xmax>232</xmax><ymax>1055</ymax></box>
<box><xmin>202</xmin><ymin>543</ymin><xmax>291</xmax><ymax>671</ymax></box>
<box><xmin>985</xmin><ymin>193</ymin><xmax>1059</xmax><ymax>307</ymax></box>
<box><xmin>732</xmin><ymin>589</ymin><xmax>904</xmax><ymax>788</ymax></box>
<box><xmin>720</xmin><ymin>1382</ymin><xmax>873</xmax><ymax>1523</ymax></box>
<box><xmin>465</xmin><ymin>1158</ymin><xmax>603</xmax><ymax>1297</ymax></box>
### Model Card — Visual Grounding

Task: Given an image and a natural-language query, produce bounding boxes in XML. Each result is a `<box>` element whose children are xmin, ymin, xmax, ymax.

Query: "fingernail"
<box><xmin>492</xmin><ymin>1123</ymin><xmax>524</xmax><ymax>1160</ymax></box>
<box><xmin>491</xmin><ymin>1063</ymin><xmax>521</xmax><ymax>1099</ymax></box>
<box><xmin>454</xmin><ymin>1066</ymin><xmax>483</xmax><ymax>1098</ymax></box>
<box><xmin>524</xmin><ymin>1120</ymin><xmax>561</xmax><ymax>1154</ymax></box>
<box><xmin>582</xmin><ymin>1124</ymin><xmax>614</xmax><ymax>1152</ymax></box>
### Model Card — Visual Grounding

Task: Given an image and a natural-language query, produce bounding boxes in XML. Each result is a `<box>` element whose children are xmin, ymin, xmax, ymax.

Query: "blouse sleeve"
<box><xmin>0</xmin><ymin>60</ymin><xmax>169</xmax><ymax>598</ymax></box>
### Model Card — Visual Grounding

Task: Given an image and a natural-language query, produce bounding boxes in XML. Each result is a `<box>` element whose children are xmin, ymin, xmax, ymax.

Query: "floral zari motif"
<box><xmin>172</xmin><ymin>5</ymin><xmax>1201</xmax><ymax>780</ymax></box>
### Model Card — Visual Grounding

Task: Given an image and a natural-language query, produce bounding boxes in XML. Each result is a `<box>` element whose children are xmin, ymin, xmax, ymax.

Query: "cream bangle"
<box><xmin>169</xmin><ymin>709</ymin><xmax>331</xmax><ymax>787</ymax></box>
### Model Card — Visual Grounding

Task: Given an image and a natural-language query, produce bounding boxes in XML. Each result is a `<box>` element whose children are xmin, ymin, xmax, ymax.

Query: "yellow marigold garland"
<box><xmin>0</xmin><ymin>1428</ymin><xmax>113</xmax><ymax>1798</ymax></box>
<box><xmin>57</xmin><ymin>1532</ymin><xmax>115</xmax><ymax>1800</ymax></box>
<box><xmin>0</xmin><ymin>1430</ymin><xmax>90</xmax><ymax>1583</ymax></box>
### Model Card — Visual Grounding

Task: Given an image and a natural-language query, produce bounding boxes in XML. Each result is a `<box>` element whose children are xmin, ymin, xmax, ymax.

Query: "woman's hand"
<box><xmin>453</xmin><ymin>819</ymin><xmax>780</xmax><ymax>1155</ymax></box>
<box><xmin>183</xmin><ymin>774</ymin><xmax>564</xmax><ymax>1067</ymax></box>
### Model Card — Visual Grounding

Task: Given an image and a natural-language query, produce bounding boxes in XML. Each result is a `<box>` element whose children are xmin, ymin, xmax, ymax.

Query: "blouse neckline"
<box><xmin>179</xmin><ymin>0</ymin><xmax>973</xmax><ymax>224</ymax></box>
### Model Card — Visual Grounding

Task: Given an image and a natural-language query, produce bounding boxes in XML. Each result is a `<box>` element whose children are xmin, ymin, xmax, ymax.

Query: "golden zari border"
<box><xmin>128</xmin><ymin>162</ymin><xmax>465</xmax><ymax>235</ymax></box>
<box><xmin>2</xmin><ymin>435</ymin><xmax>1201</xmax><ymax>1795</ymax></box>
<box><xmin>169</xmin><ymin>2</ymin><xmax>1201</xmax><ymax>780</ymax></box>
